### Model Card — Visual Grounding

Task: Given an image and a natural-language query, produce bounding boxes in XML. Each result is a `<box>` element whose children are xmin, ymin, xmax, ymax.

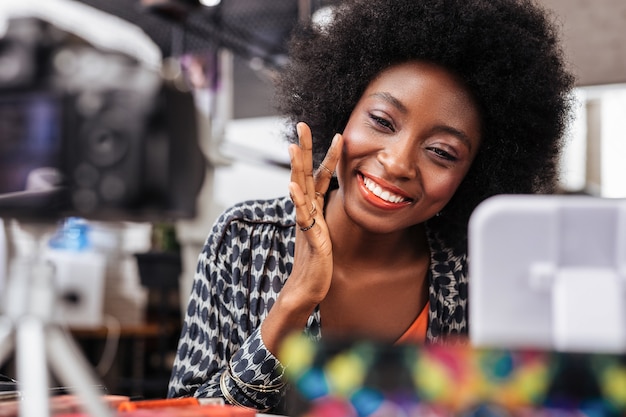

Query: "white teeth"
<box><xmin>363</xmin><ymin>176</ymin><xmax>406</xmax><ymax>203</ymax></box>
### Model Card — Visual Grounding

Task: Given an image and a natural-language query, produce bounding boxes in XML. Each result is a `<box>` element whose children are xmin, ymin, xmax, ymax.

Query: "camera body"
<box><xmin>0</xmin><ymin>16</ymin><xmax>205</xmax><ymax>221</ymax></box>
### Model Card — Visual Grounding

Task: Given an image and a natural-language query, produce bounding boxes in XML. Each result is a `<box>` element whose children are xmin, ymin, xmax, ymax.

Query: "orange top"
<box><xmin>395</xmin><ymin>301</ymin><xmax>429</xmax><ymax>345</ymax></box>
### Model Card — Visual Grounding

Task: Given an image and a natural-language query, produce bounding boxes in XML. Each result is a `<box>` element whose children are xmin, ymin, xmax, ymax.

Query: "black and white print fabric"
<box><xmin>168</xmin><ymin>196</ymin><xmax>468</xmax><ymax>411</ymax></box>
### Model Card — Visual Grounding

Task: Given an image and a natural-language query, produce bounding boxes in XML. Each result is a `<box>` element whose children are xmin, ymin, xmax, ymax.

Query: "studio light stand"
<box><xmin>0</xmin><ymin>221</ymin><xmax>112</xmax><ymax>417</ymax></box>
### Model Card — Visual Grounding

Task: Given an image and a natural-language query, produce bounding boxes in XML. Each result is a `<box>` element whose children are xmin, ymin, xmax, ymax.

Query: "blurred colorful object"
<box><xmin>413</xmin><ymin>345</ymin><xmax>554</xmax><ymax>411</ymax></box>
<box><xmin>279</xmin><ymin>334</ymin><xmax>626</xmax><ymax>417</ymax></box>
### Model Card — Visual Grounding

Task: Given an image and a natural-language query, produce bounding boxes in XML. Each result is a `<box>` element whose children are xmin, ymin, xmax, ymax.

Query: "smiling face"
<box><xmin>335</xmin><ymin>61</ymin><xmax>482</xmax><ymax>234</ymax></box>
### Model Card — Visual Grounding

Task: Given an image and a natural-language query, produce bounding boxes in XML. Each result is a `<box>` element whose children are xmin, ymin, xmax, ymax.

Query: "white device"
<box><xmin>468</xmin><ymin>194</ymin><xmax>626</xmax><ymax>353</ymax></box>
<box><xmin>43</xmin><ymin>248</ymin><xmax>107</xmax><ymax>328</ymax></box>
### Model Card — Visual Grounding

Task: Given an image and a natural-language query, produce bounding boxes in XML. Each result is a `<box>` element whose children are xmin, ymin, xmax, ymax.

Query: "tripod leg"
<box><xmin>46</xmin><ymin>326</ymin><xmax>112</xmax><ymax>417</ymax></box>
<box><xmin>16</xmin><ymin>316</ymin><xmax>51</xmax><ymax>417</ymax></box>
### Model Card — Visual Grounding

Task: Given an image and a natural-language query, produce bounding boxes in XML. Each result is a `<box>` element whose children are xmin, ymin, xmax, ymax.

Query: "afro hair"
<box><xmin>275</xmin><ymin>0</ymin><xmax>575</xmax><ymax>248</ymax></box>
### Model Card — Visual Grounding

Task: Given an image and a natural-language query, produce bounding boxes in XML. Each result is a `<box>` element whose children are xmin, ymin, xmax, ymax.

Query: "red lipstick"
<box><xmin>357</xmin><ymin>173</ymin><xmax>413</xmax><ymax>210</ymax></box>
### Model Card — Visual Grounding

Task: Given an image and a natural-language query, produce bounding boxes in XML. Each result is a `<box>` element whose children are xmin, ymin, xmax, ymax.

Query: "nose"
<box><xmin>377</xmin><ymin>136</ymin><xmax>418</xmax><ymax>180</ymax></box>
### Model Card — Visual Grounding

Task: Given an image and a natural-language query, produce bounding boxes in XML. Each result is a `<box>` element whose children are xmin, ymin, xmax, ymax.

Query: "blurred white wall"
<box><xmin>176</xmin><ymin>116</ymin><xmax>290</xmax><ymax>310</ymax></box>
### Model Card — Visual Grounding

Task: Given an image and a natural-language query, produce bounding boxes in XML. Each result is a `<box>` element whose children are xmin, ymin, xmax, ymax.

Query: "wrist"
<box><xmin>261</xmin><ymin>291</ymin><xmax>317</xmax><ymax>355</ymax></box>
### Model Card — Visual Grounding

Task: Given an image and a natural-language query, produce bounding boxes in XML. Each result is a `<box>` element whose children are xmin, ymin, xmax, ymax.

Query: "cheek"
<box><xmin>337</xmin><ymin>128</ymin><xmax>370</xmax><ymax>187</ymax></box>
<box><xmin>341</xmin><ymin>126</ymin><xmax>359</xmax><ymax>155</ymax></box>
<box><xmin>337</xmin><ymin>131</ymin><xmax>358</xmax><ymax>171</ymax></box>
<box><xmin>340</xmin><ymin>125</ymin><xmax>378</xmax><ymax>161</ymax></box>
<box><xmin>423</xmin><ymin>170</ymin><xmax>467</xmax><ymax>203</ymax></box>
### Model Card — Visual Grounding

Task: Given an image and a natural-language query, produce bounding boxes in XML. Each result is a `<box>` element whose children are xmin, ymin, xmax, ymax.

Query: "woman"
<box><xmin>168</xmin><ymin>0</ymin><xmax>574</xmax><ymax>412</ymax></box>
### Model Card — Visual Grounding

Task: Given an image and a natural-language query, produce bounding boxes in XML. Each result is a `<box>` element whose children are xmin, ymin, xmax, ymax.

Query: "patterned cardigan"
<box><xmin>167</xmin><ymin>196</ymin><xmax>468</xmax><ymax>411</ymax></box>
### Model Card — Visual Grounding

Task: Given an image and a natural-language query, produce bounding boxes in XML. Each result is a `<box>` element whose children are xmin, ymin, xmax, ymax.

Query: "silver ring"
<box><xmin>309</xmin><ymin>201</ymin><xmax>317</xmax><ymax>216</ymax></box>
<box><xmin>319</xmin><ymin>163</ymin><xmax>333</xmax><ymax>176</ymax></box>
<box><xmin>299</xmin><ymin>218</ymin><xmax>316</xmax><ymax>232</ymax></box>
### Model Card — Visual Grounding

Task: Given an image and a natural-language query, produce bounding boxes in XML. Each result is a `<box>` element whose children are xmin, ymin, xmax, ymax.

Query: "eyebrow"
<box><xmin>369</xmin><ymin>92</ymin><xmax>474</xmax><ymax>151</ymax></box>
<box><xmin>432</xmin><ymin>126</ymin><xmax>473</xmax><ymax>151</ymax></box>
<box><xmin>369</xmin><ymin>92</ymin><xmax>408</xmax><ymax>114</ymax></box>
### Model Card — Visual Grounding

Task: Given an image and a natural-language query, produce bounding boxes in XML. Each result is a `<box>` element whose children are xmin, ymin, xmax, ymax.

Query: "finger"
<box><xmin>289</xmin><ymin>182</ymin><xmax>317</xmax><ymax>233</ymax></box>
<box><xmin>289</xmin><ymin>143</ymin><xmax>305</xmax><ymax>195</ymax></box>
<box><xmin>314</xmin><ymin>133</ymin><xmax>343</xmax><ymax>196</ymax></box>
<box><xmin>297</xmin><ymin>122</ymin><xmax>316</xmax><ymax>203</ymax></box>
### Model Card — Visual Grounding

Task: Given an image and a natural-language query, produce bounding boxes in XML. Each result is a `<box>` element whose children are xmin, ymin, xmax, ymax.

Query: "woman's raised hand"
<box><xmin>286</xmin><ymin>122</ymin><xmax>342</xmax><ymax>305</ymax></box>
<box><xmin>260</xmin><ymin>123</ymin><xmax>343</xmax><ymax>355</ymax></box>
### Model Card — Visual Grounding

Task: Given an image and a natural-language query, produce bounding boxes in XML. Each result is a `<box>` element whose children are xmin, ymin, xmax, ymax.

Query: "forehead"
<box><xmin>366</xmin><ymin>61</ymin><xmax>477</xmax><ymax>107</ymax></box>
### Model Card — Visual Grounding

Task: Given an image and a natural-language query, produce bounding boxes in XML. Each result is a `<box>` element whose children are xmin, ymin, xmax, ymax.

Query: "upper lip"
<box><xmin>360</xmin><ymin>172</ymin><xmax>414</xmax><ymax>202</ymax></box>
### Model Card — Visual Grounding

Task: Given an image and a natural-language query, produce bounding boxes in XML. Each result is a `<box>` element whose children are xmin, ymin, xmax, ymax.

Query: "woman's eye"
<box><xmin>428</xmin><ymin>147</ymin><xmax>457</xmax><ymax>162</ymax></box>
<box><xmin>371</xmin><ymin>115</ymin><xmax>395</xmax><ymax>132</ymax></box>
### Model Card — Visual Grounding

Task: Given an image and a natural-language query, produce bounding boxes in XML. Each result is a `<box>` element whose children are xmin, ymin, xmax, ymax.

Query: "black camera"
<box><xmin>0</xmin><ymin>16</ymin><xmax>205</xmax><ymax>221</ymax></box>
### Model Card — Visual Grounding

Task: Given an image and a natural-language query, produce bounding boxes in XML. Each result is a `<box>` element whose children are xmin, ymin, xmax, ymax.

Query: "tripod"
<box><xmin>0</xmin><ymin>221</ymin><xmax>112</xmax><ymax>417</ymax></box>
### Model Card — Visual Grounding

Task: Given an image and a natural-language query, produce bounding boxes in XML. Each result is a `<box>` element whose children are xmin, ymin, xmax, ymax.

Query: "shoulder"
<box><xmin>221</xmin><ymin>196</ymin><xmax>296</xmax><ymax>227</ymax></box>
<box><xmin>206</xmin><ymin>196</ymin><xmax>296</xmax><ymax>250</ymax></box>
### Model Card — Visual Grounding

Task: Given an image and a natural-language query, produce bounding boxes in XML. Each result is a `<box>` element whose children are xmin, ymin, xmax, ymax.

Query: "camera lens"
<box><xmin>85</xmin><ymin>125</ymin><xmax>129</xmax><ymax>167</ymax></box>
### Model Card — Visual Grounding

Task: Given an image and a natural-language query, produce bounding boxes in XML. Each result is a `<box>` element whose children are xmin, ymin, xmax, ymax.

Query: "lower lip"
<box><xmin>357</xmin><ymin>174</ymin><xmax>412</xmax><ymax>210</ymax></box>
